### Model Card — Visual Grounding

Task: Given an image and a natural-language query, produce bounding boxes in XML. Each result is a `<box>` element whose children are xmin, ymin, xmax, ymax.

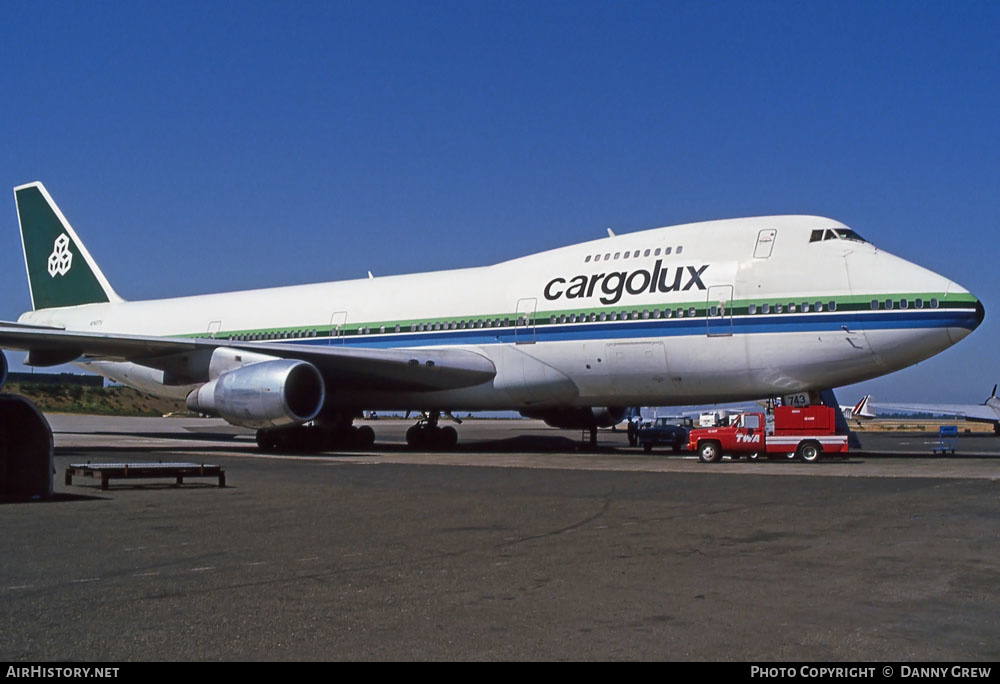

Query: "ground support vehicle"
<box><xmin>687</xmin><ymin>406</ymin><xmax>849</xmax><ymax>463</ymax></box>
<box><xmin>637</xmin><ymin>416</ymin><xmax>694</xmax><ymax>453</ymax></box>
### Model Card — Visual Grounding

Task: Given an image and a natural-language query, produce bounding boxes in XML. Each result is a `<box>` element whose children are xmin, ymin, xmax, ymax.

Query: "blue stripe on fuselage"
<box><xmin>270</xmin><ymin>308</ymin><xmax>979</xmax><ymax>350</ymax></box>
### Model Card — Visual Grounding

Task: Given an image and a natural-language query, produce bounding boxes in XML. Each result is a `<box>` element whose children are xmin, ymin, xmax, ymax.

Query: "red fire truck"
<box><xmin>687</xmin><ymin>405</ymin><xmax>849</xmax><ymax>463</ymax></box>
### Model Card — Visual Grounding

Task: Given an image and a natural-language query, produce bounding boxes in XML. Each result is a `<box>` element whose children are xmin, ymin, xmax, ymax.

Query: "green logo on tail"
<box><xmin>15</xmin><ymin>183</ymin><xmax>116</xmax><ymax>310</ymax></box>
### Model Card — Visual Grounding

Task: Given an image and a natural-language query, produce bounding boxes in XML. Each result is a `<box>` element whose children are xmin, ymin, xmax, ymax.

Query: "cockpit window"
<box><xmin>810</xmin><ymin>227</ymin><xmax>869</xmax><ymax>244</ymax></box>
<box><xmin>834</xmin><ymin>228</ymin><xmax>868</xmax><ymax>243</ymax></box>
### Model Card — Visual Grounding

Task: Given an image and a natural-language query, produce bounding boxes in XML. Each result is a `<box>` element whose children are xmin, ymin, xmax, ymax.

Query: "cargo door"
<box><xmin>605</xmin><ymin>341</ymin><xmax>671</xmax><ymax>399</ymax></box>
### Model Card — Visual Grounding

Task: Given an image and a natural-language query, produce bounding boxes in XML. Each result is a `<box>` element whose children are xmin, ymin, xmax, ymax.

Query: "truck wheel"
<box><xmin>643</xmin><ymin>443</ymin><xmax>653</xmax><ymax>453</ymax></box>
<box><xmin>797</xmin><ymin>442</ymin><xmax>822</xmax><ymax>463</ymax></box>
<box><xmin>698</xmin><ymin>441</ymin><xmax>722</xmax><ymax>463</ymax></box>
<box><xmin>747</xmin><ymin>452</ymin><xmax>761</xmax><ymax>461</ymax></box>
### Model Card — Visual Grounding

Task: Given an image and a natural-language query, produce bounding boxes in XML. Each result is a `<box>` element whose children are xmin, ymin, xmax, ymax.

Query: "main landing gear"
<box><xmin>255</xmin><ymin>423</ymin><xmax>375</xmax><ymax>453</ymax></box>
<box><xmin>406</xmin><ymin>411</ymin><xmax>458</xmax><ymax>450</ymax></box>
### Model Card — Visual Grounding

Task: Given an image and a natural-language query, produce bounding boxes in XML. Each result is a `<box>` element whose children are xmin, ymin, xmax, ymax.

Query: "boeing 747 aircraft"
<box><xmin>0</xmin><ymin>182</ymin><xmax>984</xmax><ymax>452</ymax></box>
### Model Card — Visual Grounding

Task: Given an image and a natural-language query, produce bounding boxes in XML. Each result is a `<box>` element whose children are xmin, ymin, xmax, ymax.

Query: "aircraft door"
<box><xmin>514</xmin><ymin>298</ymin><xmax>537</xmax><ymax>344</ymax></box>
<box><xmin>329</xmin><ymin>311</ymin><xmax>347</xmax><ymax>345</ymax></box>
<box><xmin>706</xmin><ymin>285</ymin><xmax>734</xmax><ymax>337</ymax></box>
<box><xmin>753</xmin><ymin>229</ymin><xmax>777</xmax><ymax>259</ymax></box>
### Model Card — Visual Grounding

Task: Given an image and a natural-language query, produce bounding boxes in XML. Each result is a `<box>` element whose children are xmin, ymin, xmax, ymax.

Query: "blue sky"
<box><xmin>1</xmin><ymin>1</ymin><xmax>997</xmax><ymax>403</ymax></box>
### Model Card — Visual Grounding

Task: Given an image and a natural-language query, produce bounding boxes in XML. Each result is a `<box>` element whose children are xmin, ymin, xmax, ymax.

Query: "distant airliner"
<box><xmin>853</xmin><ymin>387</ymin><xmax>1000</xmax><ymax>434</ymax></box>
<box><xmin>0</xmin><ymin>182</ymin><xmax>984</xmax><ymax>451</ymax></box>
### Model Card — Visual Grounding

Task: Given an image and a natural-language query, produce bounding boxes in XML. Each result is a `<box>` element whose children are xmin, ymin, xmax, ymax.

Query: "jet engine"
<box><xmin>186</xmin><ymin>359</ymin><xmax>325</xmax><ymax>429</ymax></box>
<box><xmin>520</xmin><ymin>406</ymin><xmax>627</xmax><ymax>430</ymax></box>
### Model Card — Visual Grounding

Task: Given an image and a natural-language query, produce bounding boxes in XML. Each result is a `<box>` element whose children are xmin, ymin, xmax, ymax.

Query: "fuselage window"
<box><xmin>915</xmin><ymin>299</ymin><xmax>923</xmax><ymax>309</ymax></box>
<box><xmin>614</xmin><ymin>252</ymin><xmax>620</xmax><ymax>260</ymax></box>
<box><xmin>663</xmin><ymin>308</ymin><xmax>672</xmax><ymax>318</ymax></box>
<box><xmin>885</xmin><ymin>299</ymin><xmax>893</xmax><ymax>309</ymax></box>
<box><xmin>871</xmin><ymin>300</ymin><xmax>879</xmax><ymax>309</ymax></box>
<box><xmin>609</xmin><ymin>312</ymin><xmax>617</xmax><ymax>321</ymax></box>
<box><xmin>664</xmin><ymin>247</ymin><xmax>672</xmax><ymax>255</ymax></box>
<box><xmin>762</xmin><ymin>303</ymin><xmax>771</xmax><ymax>314</ymax></box>
<box><xmin>810</xmin><ymin>229</ymin><xmax>824</xmax><ymax>243</ymax></box>
<box><xmin>605</xmin><ymin>253</ymin><xmax>611</xmax><ymax>260</ymax></box>
<box><xmin>801</xmin><ymin>302</ymin><xmax>810</xmax><ymax>312</ymax></box>
<box><xmin>585</xmin><ymin>255</ymin><xmax>591</xmax><ymax>263</ymax></box>
<box><xmin>748</xmin><ymin>304</ymin><xmax>757</xmax><ymax>314</ymax></box>
<box><xmin>828</xmin><ymin>301</ymin><xmax>837</xmax><ymax>311</ymax></box>
<box><xmin>644</xmin><ymin>249</ymin><xmax>651</xmax><ymax>257</ymax></box>
<box><xmin>900</xmin><ymin>299</ymin><xmax>908</xmax><ymax>309</ymax></box>
<box><xmin>379</xmin><ymin>325</ymin><xmax>386</xmax><ymax>333</ymax></box>
<box><xmin>676</xmin><ymin>246</ymin><xmax>683</xmax><ymax>254</ymax></box>
<box><xmin>597</xmin><ymin>312</ymin><xmax>605</xmax><ymax>321</ymax></box>
<box><xmin>652</xmin><ymin>309</ymin><xmax>660</xmax><ymax>319</ymax></box>
<box><xmin>394</xmin><ymin>324</ymin><xmax>401</xmax><ymax>333</ymax></box>
<box><xmin>654</xmin><ymin>248</ymin><xmax>661</xmax><ymax>256</ymax></box>
<box><xmin>688</xmin><ymin>307</ymin><xmax>697</xmax><ymax>317</ymax></box>
<box><xmin>676</xmin><ymin>308</ymin><xmax>684</xmax><ymax>318</ymax></box>
<box><xmin>642</xmin><ymin>310</ymin><xmax>650</xmax><ymax>319</ymax></box>
<box><xmin>594</xmin><ymin>254</ymin><xmax>601</xmax><ymax>262</ymax></box>
<box><xmin>710</xmin><ymin>305</ymin><xmax>718</xmax><ymax>316</ymax></box>
<box><xmin>775</xmin><ymin>304</ymin><xmax>783</xmax><ymax>313</ymax></box>
<box><xmin>788</xmin><ymin>303</ymin><xmax>796</xmax><ymax>313</ymax></box>
<box><xmin>824</xmin><ymin>229</ymin><xmax>837</xmax><ymax>241</ymax></box>
<box><xmin>814</xmin><ymin>302</ymin><xmax>823</xmax><ymax>312</ymax></box>
<box><xmin>930</xmin><ymin>298</ymin><xmax>939</xmax><ymax>308</ymax></box>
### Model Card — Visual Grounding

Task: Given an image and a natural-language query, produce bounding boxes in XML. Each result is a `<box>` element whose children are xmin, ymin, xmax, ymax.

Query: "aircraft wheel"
<box><xmin>406</xmin><ymin>424</ymin><xmax>427</xmax><ymax>449</ymax></box>
<box><xmin>698</xmin><ymin>441</ymin><xmax>722</xmax><ymax>463</ymax></box>
<box><xmin>356</xmin><ymin>425</ymin><xmax>375</xmax><ymax>449</ymax></box>
<box><xmin>440</xmin><ymin>426</ymin><xmax>458</xmax><ymax>450</ymax></box>
<box><xmin>797</xmin><ymin>442</ymin><xmax>822</xmax><ymax>463</ymax></box>
<box><xmin>256</xmin><ymin>429</ymin><xmax>278</xmax><ymax>452</ymax></box>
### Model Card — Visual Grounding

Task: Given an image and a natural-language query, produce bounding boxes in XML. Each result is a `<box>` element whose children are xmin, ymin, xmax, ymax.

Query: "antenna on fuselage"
<box><xmin>606</xmin><ymin>228</ymin><xmax>615</xmax><ymax>237</ymax></box>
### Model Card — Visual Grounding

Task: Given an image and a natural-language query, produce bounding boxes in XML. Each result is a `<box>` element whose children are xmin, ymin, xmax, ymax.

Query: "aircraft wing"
<box><xmin>0</xmin><ymin>322</ymin><xmax>497</xmax><ymax>392</ymax></box>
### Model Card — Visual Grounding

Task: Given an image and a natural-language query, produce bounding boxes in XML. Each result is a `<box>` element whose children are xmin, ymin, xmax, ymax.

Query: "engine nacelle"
<box><xmin>186</xmin><ymin>359</ymin><xmax>325</xmax><ymax>429</ymax></box>
<box><xmin>520</xmin><ymin>406</ymin><xmax>627</xmax><ymax>430</ymax></box>
<box><xmin>0</xmin><ymin>350</ymin><xmax>7</xmax><ymax>391</ymax></box>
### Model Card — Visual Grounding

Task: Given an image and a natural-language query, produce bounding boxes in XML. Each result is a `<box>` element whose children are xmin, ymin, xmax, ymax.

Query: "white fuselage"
<box><xmin>18</xmin><ymin>215</ymin><xmax>981</xmax><ymax>411</ymax></box>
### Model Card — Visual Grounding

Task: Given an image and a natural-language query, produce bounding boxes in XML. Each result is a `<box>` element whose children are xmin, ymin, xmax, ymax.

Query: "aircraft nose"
<box><xmin>975</xmin><ymin>298</ymin><xmax>986</xmax><ymax>328</ymax></box>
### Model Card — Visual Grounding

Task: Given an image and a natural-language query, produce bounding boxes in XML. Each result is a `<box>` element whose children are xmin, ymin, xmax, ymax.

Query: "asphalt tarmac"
<box><xmin>1</xmin><ymin>416</ymin><xmax>998</xmax><ymax>661</ymax></box>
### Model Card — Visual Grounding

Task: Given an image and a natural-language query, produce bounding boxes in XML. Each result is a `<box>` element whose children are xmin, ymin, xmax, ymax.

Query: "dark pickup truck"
<box><xmin>637</xmin><ymin>416</ymin><xmax>694</xmax><ymax>453</ymax></box>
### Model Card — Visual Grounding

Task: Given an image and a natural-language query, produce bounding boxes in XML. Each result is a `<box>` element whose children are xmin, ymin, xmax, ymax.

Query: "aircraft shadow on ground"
<box><xmin>1</xmin><ymin>492</ymin><xmax>108</xmax><ymax>505</ymax></box>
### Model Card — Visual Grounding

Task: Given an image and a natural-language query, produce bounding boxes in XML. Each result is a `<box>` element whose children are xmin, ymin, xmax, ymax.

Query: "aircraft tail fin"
<box><xmin>852</xmin><ymin>395</ymin><xmax>876</xmax><ymax>419</ymax></box>
<box><xmin>13</xmin><ymin>182</ymin><xmax>123</xmax><ymax>310</ymax></box>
